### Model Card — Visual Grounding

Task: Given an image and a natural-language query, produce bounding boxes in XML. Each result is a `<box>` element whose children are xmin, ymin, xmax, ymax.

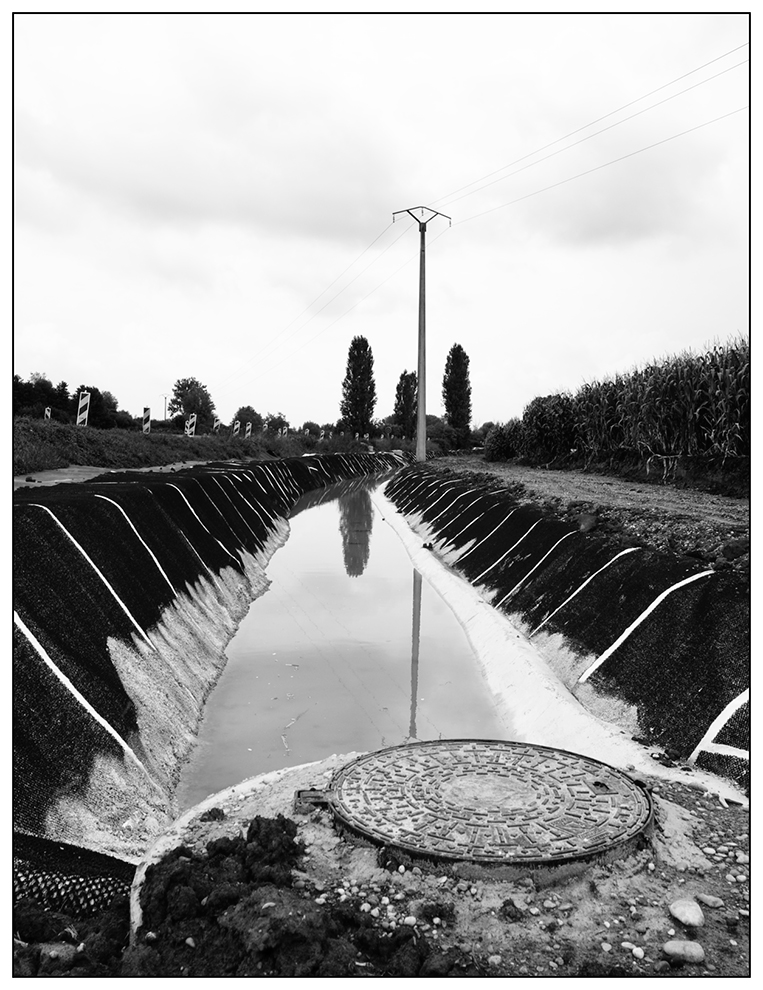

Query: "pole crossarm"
<box><xmin>392</xmin><ymin>206</ymin><xmax>451</xmax><ymax>228</ymax></box>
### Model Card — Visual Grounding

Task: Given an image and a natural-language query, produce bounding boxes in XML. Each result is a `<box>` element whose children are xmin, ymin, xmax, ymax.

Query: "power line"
<box><xmin>439</xmin><ymin>59</ymin><xmax>747</xmax><ymax>211</ymax></box>
<box><xmin>428</xmin><ymin>42</ymin><xmax>749</xmax><ymax>210</ymax></box>
<box><xmin>455</xmin><ymin>105</ymin><xmax>748</xmax><ymax>227</ymax></box>
<box><xmin>213</xmin><ymin>220</ymin><xmax>404</xmax><ymax>391</ymax></box>
<box><xmin>233</xmin><ymin>104</ymin><xmax>745</xmax><ymax>393</ymax></box>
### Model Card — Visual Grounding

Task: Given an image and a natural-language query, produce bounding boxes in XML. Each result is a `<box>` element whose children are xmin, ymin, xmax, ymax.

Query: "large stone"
<box><xmin>662</xmin><ymin>940</ymin><xmax>705</xmax><ymax>964</ymax></box>
<box><xmin>695</xmin><ymin>893</ymin><xmax>724</xmax><ymax>909</ymax></box>
<box><xmin>669</xmin><ymin>898</ymin><xmax>705</xmax><ymax>927</ymax></box>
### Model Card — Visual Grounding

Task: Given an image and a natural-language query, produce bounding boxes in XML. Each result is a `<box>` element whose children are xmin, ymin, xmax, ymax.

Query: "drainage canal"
<box><xmin>177</xmin><ymin>476</ymin><xmax>511</xmax><ymax>809</ymax></box>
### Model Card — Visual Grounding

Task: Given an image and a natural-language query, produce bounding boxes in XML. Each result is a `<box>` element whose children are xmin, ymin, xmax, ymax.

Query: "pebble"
<box><xmin>654</xmin><ymin>961</ymin><xmax>670</xmax><ymax>973</ymax></box>
<box><xmin>702</xmin><ymin>847</ymin><xmax>716</xmax><ymax>855</ymax></box>
<box><xmin>370</xmin><ymin>908</ymin><xmax>380</xmax><ymax>919</ymax></box>
<box><xmin>621</xmin><ymin>941</ymin><xmax>635</xmax><ymax>950</ymax></box>
<box><xmin>632</xmin><ymin>947</ymin><xmax>645</xmax><ymax>960</ymax></box>
<box><xmin>397</xmin><ymin>865</ymin><xmax>406</xmax><ymax>874</ymax></box>
<box><xmin>736</xmin><ymin>852</ymin><xmax>750</xmax><ymax>864</ymax></box>
<box><xmin>669</xmin><ymin>898</ymin><xmax>705</xmax><ymax>927</ymax></box>
<box><xmin>403</xmin><ymin>916</ymin><xmax>417</xmax><ymax>927</ymax></box>
<box><xmin>185</xmin><ymin>937</ymin><xmax>196</xmax><ymax>949</ymax></box>
<box><xmin>662</xmin><ymin>940</ymin><xmax>705</xmax><ymax>964</ymax></box>
<box><xmin>543</xmin><ymin>899</ymin><xmax>556</xmax><ymax>909</ymax></box>
<box><xmin>695</xmin><ymin>894</ymin><xmax>724</xmax><ymax>908</ymax></box>
<box><xmin>315</xmin><ymin>896</ymin><xmax>326</xmax><ymax>905</ymax></box>
<box><xmin>559</xmin><ymin>903</ymin><xmax>573</xmax><ymax>912</ymax></box>
<box><xmin>726</xmin><ymin>874</ymin><xmax>737</xmax><ymax>883</ymax></box>
<box><xmin>488</xmin><ymin>955</ymin><xmax>502</xmax><ymax>966</ymax></box>
<box><xmin>360</xmin><ymin>903</ymin><xmax>371</xmax><ymax>913</ymax></box>
<box><xmin>601</xmin><ymin>943</ymin><xmax>612</xmax><ymax>953</ymax></box>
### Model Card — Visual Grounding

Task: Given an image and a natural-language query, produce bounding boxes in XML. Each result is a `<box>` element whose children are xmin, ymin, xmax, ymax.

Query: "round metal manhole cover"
<box><xmin>327</xmin><ymin>739</ymin><xmax>653</xmax><ymax>865</ymax></box>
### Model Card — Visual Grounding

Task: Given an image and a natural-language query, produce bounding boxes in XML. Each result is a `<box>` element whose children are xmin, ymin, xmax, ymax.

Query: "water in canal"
<box><xmin>177</xmin><ymin>474</ymin><xmax>510</xmax><ymax>809</ymax></box>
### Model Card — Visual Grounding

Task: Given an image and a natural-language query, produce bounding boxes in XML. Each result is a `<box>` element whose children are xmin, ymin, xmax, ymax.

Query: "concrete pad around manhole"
<box><xmin>324</xmin><ymin>739</ymin><xmax>653</xmax><ymax>867</ymax></box>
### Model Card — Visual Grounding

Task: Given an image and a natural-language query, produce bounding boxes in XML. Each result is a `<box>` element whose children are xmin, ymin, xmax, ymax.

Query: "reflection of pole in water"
<box><xmin>409</xmin><ymin>569</ymin><xmax>422</xmax><ymax>740</ymax></box>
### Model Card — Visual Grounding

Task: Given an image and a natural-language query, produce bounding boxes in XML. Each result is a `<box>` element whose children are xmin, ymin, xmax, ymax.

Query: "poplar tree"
<box><xmin>442</xmin><ymin>343</ymin><xmax>472</xmax><ymax>443</ymax></box>
<box><xmin>340</xmin><ymin>336</ymin><xmax>376</xmax><ymax>436</ymax></box>
<box><xmin>393</xmin><ymin>370</ymin><xmax>417</xmax><ymax>439</ymax></box>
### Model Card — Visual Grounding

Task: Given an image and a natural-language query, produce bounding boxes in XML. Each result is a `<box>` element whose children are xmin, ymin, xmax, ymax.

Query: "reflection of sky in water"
<box><xmin>178</xmin><ymin>477</ymin><xmax>509</xmax><ymax>809</ymax></box>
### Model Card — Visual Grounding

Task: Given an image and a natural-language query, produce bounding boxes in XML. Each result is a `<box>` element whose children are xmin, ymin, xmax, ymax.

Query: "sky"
<box><xmin>13</xmin><ymin>11</ymin><xmax>750</xmax><ymax>429</ymax></box>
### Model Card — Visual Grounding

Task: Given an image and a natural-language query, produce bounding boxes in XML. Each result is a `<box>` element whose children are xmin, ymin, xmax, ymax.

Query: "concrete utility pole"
<box><xmin>392</xmin><ymin>206</ymin><xmax>450</xmax><ymax>462</ymax></box>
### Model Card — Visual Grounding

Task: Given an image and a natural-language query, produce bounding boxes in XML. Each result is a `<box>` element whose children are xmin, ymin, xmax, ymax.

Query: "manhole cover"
<box><xmin>323</xmin><ymin>739</ymin><xmax>653</xmax><ymax>865</ymax></box>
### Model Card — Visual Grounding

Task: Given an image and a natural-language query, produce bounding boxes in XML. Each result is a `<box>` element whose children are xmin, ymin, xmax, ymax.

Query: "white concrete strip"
<box><xmin>472</xmin><ymin>520</ymin><xmax>541</xmax><ymax>584</ymax></box>
<box><xmin>578</xmin><ymin>570</ymin><xmax>715</xmax><ymax>684</ymax></box>
<box><xmin>702</xmin><ymin>742</ymin><xmax>749</xmax><ymax>760</ymax></box>
<box><xmin>227</xmin><ymin>475</ymin><xmax>275</xmax><ymax>528</ymax></box>
<box><xmin>93</xmin><ymin>494</ymin><xmax>177</xmax><ymax>597</ymax></box>
<box><xmin>14</xmin><ymin>611</ymin><xmax>164</xmax><ymax>793</ymax></box>
<box><xmin>439</xmin><ymin>491</ymin><xmax>511</xmax><ymax>548</ymax></box>
<box><xmin>530</xmin><ymin>547</ymin><xmax>641</xmax><ymax>636</ymax></box>
<box><xmin>689</xmin><ymin>688</ymin><xmax>750</xmax><ymax>764</ymax></box>
<box><xmin>372</xmin><ymin>489</ymin><xmax>745</xmax><ymax>803</ymax></box>
<box><xmin>211</xmin><ymin>477</ymin><xmax>263</xmax><ymax>543</ymax></box>
<box><xmin>456</xmin><ymin>509</ymin><xmax>518</xmax><ymax>565</ymax></box>
<box><xmin>429</xmin><ymin>487</ymin><xmax>479</xmax><ymax>525</ymax></box>
<box><xmin>167</xmin><ymin>484</ymin><xmax>241</xmax><ymax>565</ymax></box>
<box><xmin>26</xmin><ymin>504</ymin><xmax>157</xmax><ymax>651</ymax></box>
<box><xmin>494</xmin><ymin>532</ymin><xmax>575</xmax><ymax>608</ymax></box>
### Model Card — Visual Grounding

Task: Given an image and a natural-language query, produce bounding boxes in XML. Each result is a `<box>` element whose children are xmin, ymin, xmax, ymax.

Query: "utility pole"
<box><xmin>392</xmin><ymin>206</ymin><xmax>450</xmax><ymax>462</ymax></box>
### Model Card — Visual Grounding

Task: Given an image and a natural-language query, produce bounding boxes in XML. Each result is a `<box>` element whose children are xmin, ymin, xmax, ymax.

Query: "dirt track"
<box><xmin>435</xmin><ymin>456</ymin><xmax>750</xmax><ymax>570</ymax></box>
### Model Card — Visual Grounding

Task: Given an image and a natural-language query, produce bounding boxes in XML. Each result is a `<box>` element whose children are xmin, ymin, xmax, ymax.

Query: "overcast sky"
<box><xmin>14</xmin><ymin>12</ymin><xmax>749</xmax><ymax>429</ymax></box>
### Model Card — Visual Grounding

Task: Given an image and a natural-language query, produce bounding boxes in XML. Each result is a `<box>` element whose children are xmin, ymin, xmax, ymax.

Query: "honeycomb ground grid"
<box><xmin>328</xmin><ymin>739</ymin><xmax>653</xmax><ymax>865</ymax></box>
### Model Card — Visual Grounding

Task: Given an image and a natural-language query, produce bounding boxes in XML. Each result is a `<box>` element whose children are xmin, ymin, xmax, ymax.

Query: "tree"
<box><xmin>340</xmin><ymin>336</ymin><xmax>376</xmax><ymax>436</ymax></box>
<box><xmin>168</xmin><ymin>377</ymin><xmax>216</xmax><ymax>432</ymax></box>
<box><xmin>442</xmin><ymin>343</ymin><xmax>472</xmax><ymax>445</ymax></box>
<box><xmin>300</xmin><ymin>421</ymin><xmax>320</xmax><ymax>436</ymax></box>
<box><xmin>338</xmin><ymin>487</ymin><xmax>373</xmax><ymax>577</ymax></box>
<box><xmin>392</xmin><ymin>370</ymin><xmax>417</xmax><ymax>439</ymax></box>
<box><xmin>264</xmin><ymin>412</ymin><xmax>289</xmax><ymax>434</ymax></box>
<box><xmin>70</xmin><ymin>385</ymin><xmax>119</xmax><ymax>428</ymax></box>
<box><xmin>232</xmin><ymin>406</ymin><xmax>264</xmax><ymax>432</ymax></box>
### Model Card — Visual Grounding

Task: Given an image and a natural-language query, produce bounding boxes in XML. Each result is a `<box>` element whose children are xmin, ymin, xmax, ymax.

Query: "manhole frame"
<box><xmin>323</xmin><ymin>738</ymin><xmax>654</xmax><ymax>868</ymax></box>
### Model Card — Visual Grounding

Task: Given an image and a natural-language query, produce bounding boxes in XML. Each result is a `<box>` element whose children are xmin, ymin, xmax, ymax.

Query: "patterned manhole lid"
<box><xmin>323</xmin><ymin>739</ymin><xmax>653</xmax><ymax>865</ymax></box>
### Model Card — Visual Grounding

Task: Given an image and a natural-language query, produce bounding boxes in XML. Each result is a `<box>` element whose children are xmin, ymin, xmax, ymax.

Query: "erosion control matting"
<box><xmin>320</xmin><ymin>740</ymin><xmax>653</xmax><ymax>867</ymax></box>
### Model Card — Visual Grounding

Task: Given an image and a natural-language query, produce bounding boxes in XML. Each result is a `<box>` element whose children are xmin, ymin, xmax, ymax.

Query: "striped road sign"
<box><xmin>245</xmin><ymin>422</ymin><xmax>252</xmax><ymax>439</ymax></box>
<box><xmin>213</xmin><ymin>416</ymin><xmax>221</xmax><ymax>432</ymax></box>
<box><xmin>143</xmin><ymin>408</ymin><xmax>151</xmax><ymax>434</ymax></box>
<box><xmin>76</xmin><ymin>392</ymin><xmax>90</xmax><ymax>426</ymax></box>
<box><xmin>185</xmin><ymin>413</ymin><xmax>197</xmax><ymax>436</ymax></box>
<box><xmin>233</xmin><ymin>420</ymin><xmax>240</xmax><ymax>437</ymax></box>
<box><xmin>44</xmin><ymin>407</ymin><xmax>51</xmax><ymax>420</ymax></box>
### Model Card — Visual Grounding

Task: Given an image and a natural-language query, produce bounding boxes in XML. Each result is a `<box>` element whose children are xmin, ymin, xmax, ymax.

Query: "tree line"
<box><xmin>13</xmin><ymin>337</ymin><xmax>480</xmax><ymax>450</ymax></box>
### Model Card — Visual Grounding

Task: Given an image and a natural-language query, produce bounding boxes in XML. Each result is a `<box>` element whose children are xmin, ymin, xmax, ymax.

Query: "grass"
<box><xmin>12</xmin><ymin>418</ymin><xmax>370</xmax><ymax>477</ymax></box>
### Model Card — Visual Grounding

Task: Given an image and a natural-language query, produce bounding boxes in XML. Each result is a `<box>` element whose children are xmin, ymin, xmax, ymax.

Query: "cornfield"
<box><xmin>487</xmin><ymin>336</ymin><xmax>749</xmax><ymax>468</ymax></box>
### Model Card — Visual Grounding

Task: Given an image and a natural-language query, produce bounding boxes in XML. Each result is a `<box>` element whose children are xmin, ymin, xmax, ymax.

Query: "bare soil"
<box><xmin>435</xmin><ymin>456</ymin><xmax>750</xmax><ymax>575</ymax></box>
<box><xmin>13</xmin><ymin>771</ymin><xmax>749</xmax><ymax>978</ymax></box>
